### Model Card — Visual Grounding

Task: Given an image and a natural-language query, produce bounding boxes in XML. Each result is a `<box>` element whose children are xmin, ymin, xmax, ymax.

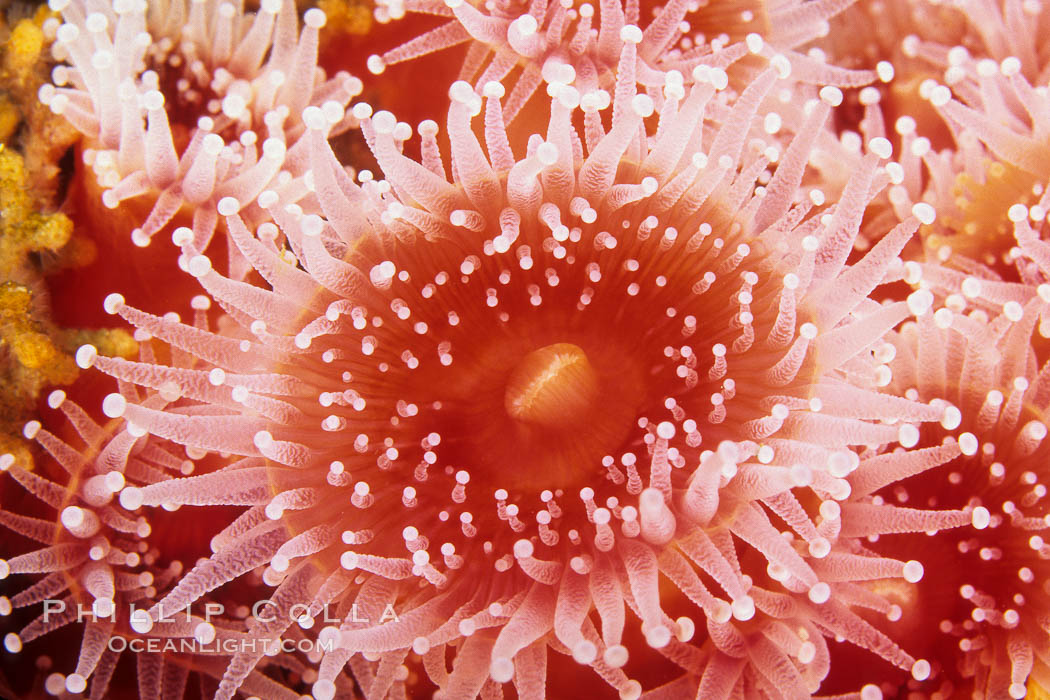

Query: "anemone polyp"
<box><xmin>0</xmin><ymin>391</ymin><xmax>166</xmax><ymax>697</ymax></box>
<box><xmin>851</xmin><ymin>299</ymin><xmax>1050</xmax><ymax>697</ymax></box>
<box><xmin>847</xmin><ymin>0</ymin><xmax>1050</xmax><ymax>279</ymax></box>
<box><xmin>69</xmin><ymin>15</ymin><xmax>974</xmax><ymax>692</ymax></box>
<box><xmin>40</xmin><ymin>0</ymin><xmax>362</xmax><ymax>263</ymax></box>
<box><xmin>367</xmin><ymin>0</ymin><xmax>873</xmax><ymax>126</ymax></box>
<box><xmin>0</xmin><ymin>386</ymin><xmax>325</xmax><ymax>699</ymax></box>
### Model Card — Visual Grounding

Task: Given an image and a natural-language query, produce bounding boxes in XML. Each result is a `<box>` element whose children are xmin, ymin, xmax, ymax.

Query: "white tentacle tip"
<box><xmin>351</xmin><ymin>102</ymin><xmax>374</xmax><ymax>121</ymax></box>
<box><xmin>731</xmin><ymin>595</ymin><xmax>755</xmax><ymax>620</ymax></box>
<box><xmin>170</xmin><ymin>227</ymin><xmax>192</xmax><ymax>247</ymax></box>
<box><xmin>312</xmin><ymin>680</ymin><xmax>337</xmax><ymax>700</ymax></box>
<box><xmin>262</xmin><ymin>137</ymin><xmax>287</xmax><ymax>160</ymax></box>
<box><xmin>47</xmin><ymin>389</ymin><xmax>66</xmax><ymax>409</ymax></box>
<box><xmin>911</xmin><ymin>202</ymin><xmax>936</xmax><ymax>225</ymax></box>
<box><xmin>868</xmin><ymin>137</ymin><xmax>892</xmax><ymax>159</ymax></box>
<box><xmin>510</xmin><ymin>14</ymin><xmax>537</xmax><ymax>36</ymax></box>
<box><xmin>603</xmin><ymin>644</ymin><xmax>628</xmax><ymax>668</ymax></box>
<box><xmin>911</xmin><ymin>659</ymin><xmax>931</xmax><ymax>681</ymax></box>
<box><xmin>674</xmin><ymin>616</ymin><xmax>695</xmax><ymax>642</ymax></box>
<box><xmin>906</xmin><ymin>289</ymin><xmax>934</xmax><ymax>316</ymax></box>
<box><xmin>535</xmin><ymin>142</ymin><xmax>559</xmax><ymax>166</ymax></box>
<box><xmin>631</xmin><ymin>94</ymin><xmax>654</xmax><ymax>118</ymax></box>
<box><xmin>807</xmin><ymin>582</ymin><xmax>831</xmax><ymax>604</ymax></box>
<box><xmin>301</xmin><ymin>214</ymin><xmax>325</xmax><ymax>238</ymax></box>
<box><xmin>619</xmin><ymin>680</ymin><xmax>642</xmax><ymax>700</ymax></box>
<box><xmin>449</xmin><ymin>80</ymin><xmax>475</xmax><ymax>104</ymax></box>
<box><xmin>898</xmin><ymin>423</ymin><xmax>919</xmax><ymax>448</ymax></box>
<box><xmin>808</xmin><ymin>537</ymin><xmax>831</xmax><ymax>558</ymax></box>
<box><xmin>75</xmin><ymin>344</ymin><xmax>98</xmax><ymax>369</ymax></box>
<box><xmin>3</xmin><ymin>632</ymin><xmax>21</xmax><ymax>653</ymax></box>
<box><xmin>366</xmin><ymin>54</ymin><xmax>386</xmax><ymax>75</ymax></box>
<box><xmin>142</xmin><ymin>89</ymin><xmax>164</xmax><ymax>111</ymax></box>
<box><xmin>972</xmin><ymin>506</ymin><xmax>990</xmax><ymax>529</ymax></box>
<box><xmin>102</xmin><ymin>393</ymin><xmax>127</xmax><ymax>418</ymax></box>
<box><xmin>130</xmin><ymin>228</ymin><xmax>151</xmax><ymax>247</ymax></box>
<box><xmin>129</xmin><ymin>608</ymin><xmax>153</xmax><ymax>633</ymax></box>
<box><xmin>103</xmin><ymin>292</ymin><xmax>125</xmax><ymax>314</ymax></box>
<box><xmin>490</xmin><ymin>656</ymin><xmax>514</xmax><ymax>683</ymax></box>
<box><xmin>302</xmin><ymin>105</ymin><xmax>327</xmax><ymax>131</ymax></box>
<box><xmin>371</xmin><ymin>110</ymin><xmax>397</xmax><ymax>135</ymax></box>
<box><xmin>819</xmin><ymin>86</ymin><xmax>843</xmax><ymax>106</ymax></box>
<box><xmin>217</xmin><ymin>196</ymin><xmax>241</xmax><ymax>216</ymax></box>
<box><xmin>304</xmin><ymin>7</ymin><xmax>327</xmax><ymax>28</ymax></box>
<box><xmin>902</xmin><ymin>560</ymin><xmax>924</xmax><ymax>583</ymax></box>
<box><xmin>188</xmin><ymin>255</ymin><xmax>212</xmax><ymax>278</ymax></box>
<box><xmin>643</xmin><ymin>624</ymin><xmax>671</xmax><ymax>648</ymax></box>
<box><xmin>512</xmin><ymin>538</ymin><xmax>534</xmax><ymax>559</ymax></box>
<box><xmin>119</xmin><ymin>486</ymin><xmax>144</xmax><ymax>511</ymax></box>
<box><xmin>619</xmin><ymin>24</ymin><xmax>642</xmax><ymax>43</ymax></box>
<box><xmin>571</xmin><ymin>640</ymin><xmax>597</xmax><ymax>664</ymax></box>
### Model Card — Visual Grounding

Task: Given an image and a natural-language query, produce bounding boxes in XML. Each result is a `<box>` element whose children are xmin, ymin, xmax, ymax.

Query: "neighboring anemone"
<box><xmin>869</xmin><ymin>0</ymin><xmax>1050</xmax><ymax>274</ymax></box>
<box><xmin>0</xmin><ymin>389</ymin><xmax>175</xmax><ymax>697</ymax></box>
<box><xmin>820</xmin><ymin>0</ymin><xmax>966</xmax><ymax>145</ymax></box>
<box><xmin>38</xmin><ymin>0</ymin><xmax>362</xmax><ymax>273</ymax></box>
<box><xmin>762</xmin><ymin>78</ymin><xmax>922</xmax><ymax>252</ymax></box>
<box><xmin>364</xmin><ymin>0</ymin><xmax>874</xmax><ymax>124</ymax></box>
<box><xmin>0</xmin><ymin>383</ymin><xmax>315</xmax><ymax>699</ymax></box>
<box><xmin>851</xmin><ymin>296</ymin><xmax>1050</xmax><ymax>698</ymax></box>
<box><xmin>915</xmin><ymin>202</ymin><xmax>1050</xmax><ymax>333</ymax></box>
<box><xmin>79</xmin><ymin>28</ymin><xmax>961</xmax><ymax>696</ymax></box>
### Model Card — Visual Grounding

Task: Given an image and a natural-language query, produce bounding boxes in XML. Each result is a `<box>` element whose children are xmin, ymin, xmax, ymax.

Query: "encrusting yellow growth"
<box><xmin>0</xmin><ymin>11</ymin><xmax>79</xmax><ymax>201</ymax></box>
<box><xmin>0</xmin><ymin>145</ymin><xmax>78</xmax><ymax>391</ymax></box>
<box><xmin>0</xmin><ymin>282</ymin><xmax>77</xmax><ymax>393</ymax></box>
<box><xmin>0</xmin><ymin>96</ymin><xmax>19</xmax><ymax>145</ymax></box>
<box><xmin>317</xmin><ymin>0</ymin><xmax>373</xmax><ymax>38</ymax></box>
<box><xmin>0</xmin><ymin>279</ymin><xmax>137</xmax><ymax>470</ymax></box>
<box><xmin>2</xmin><ymin>12</ymin><xmax>46</xmax><ymax>80</ymax></box>
<box><xmin>0</xmin><ymin>8</ymin><xmax>137</xmax><ymax>468</ymax></box>
<box><xmin>0</xmin><ymin>146</ymin><xmax>72</xmax><ymax>273</ymax></box>
<box><xmin>0</xmin><ymin>126</ymin><xmax>133</xmax><ymax>469</ymax></box>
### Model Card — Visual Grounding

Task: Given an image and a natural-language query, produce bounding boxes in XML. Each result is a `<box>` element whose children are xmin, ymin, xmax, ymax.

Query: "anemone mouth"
<box><xmin>503</xmin><ymin>342</ymin><xmax>601</xmax><ymax>425</ymax></box>
<box><xmin>451</xmin><ymin>334</ymin><xmax>647</xmax><ymax>494</ymax></box>
<box><xmin>148</xmin><ymin>59</ymin><xmax>225</xmax><ymax>135</ymax></box>
<box><xmin>925</xmin><ymin>159</ymin><xmax>1040</xmax><ymax>273</ymax></box>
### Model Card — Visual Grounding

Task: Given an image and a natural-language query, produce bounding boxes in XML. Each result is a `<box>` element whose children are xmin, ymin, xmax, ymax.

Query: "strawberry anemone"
<box><xmin>0</xmin><ymin>390</ymin><xmax>282</xmax><ymax>699</ymax></box>
<box><xmin>857</xmin><ymin>296</ymin><xmax>1050</xmax><ymax>698</ymax></box>
<box><xmin>79</xmin><ymin>37</ymin><xmax>956</xmax><ymax>699</ymax></box>
<box><xmin>39</xmin><ymin>0</ymin><xmax>361</xmax><ymax>274</ymax></box>
<box><xmin>877</xmin><ymin>0</ymin><xmax>1050</xmax><ymax>275</ymax></box>
<box><xmin>364</xmin><ymin>0</ymin><xmax>874</xmax><ymax>126</ymax></box>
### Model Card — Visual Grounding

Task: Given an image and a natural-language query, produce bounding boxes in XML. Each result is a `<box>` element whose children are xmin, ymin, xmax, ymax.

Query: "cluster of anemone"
<box><xmin>0</xmin><ymin>377</ymin><xmax>312</xmax><ymax>698</ymax></box>
<box><xmin>5</xmin><ymin>0</ymin><xmax>1050</xmax><ymax>699</ymax></box>
<box><xmin>365</xmin><ymin>0</ymin><xmax>873</xmax><ymax>121</ymax></box>
<box><xmin>38</xmin><ymin>0</ymin><xmax>362</xmax><ymax>272</ymax></box>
